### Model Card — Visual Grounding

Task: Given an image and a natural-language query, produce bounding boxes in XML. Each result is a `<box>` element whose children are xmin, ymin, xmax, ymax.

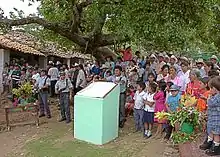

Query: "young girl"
<box><xmin>164</xmin><ymin>84</ymin><xmax>181</xmax><ymax>140</ymax></box>
<box><xmin>143</xmin><ymin>82</ymin><xmax>157</xmax><ymax>138</ymax></box>
<box><xmin>154</xmin><ymin>80</ymin><xmax>167</xmax><ymax>138</ymax></box>
<box><xmin>145</xmin><ymin>72</ymin><xmax>156</xmax><ymax>93</ymax></box>
<box><xmin>125</xmin><ymin>86</ymin><xmax>135</xmax><ymax>117</ymax></box>
<box><xmin>197</xmin><ymin>78</ymin><xmax>210</xmax><ymax>112</ymax></box>
<box><xmin>133</xmin><ymin>82</ymin><xmax>146</xmax><ymax>132</ymax></box>
<box><xmin>200</xmin><ymin>76</ymin><xmax>220</xmax><ymax>156</ymax></box>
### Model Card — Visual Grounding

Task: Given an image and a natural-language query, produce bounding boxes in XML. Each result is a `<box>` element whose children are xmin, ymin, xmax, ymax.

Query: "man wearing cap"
<box><xmin>156</xmin><ymin>53</ymin><xmax>166</xmax><ymax>74</ymax></box>
<box><xmin>210</xmin><ymin>55</ymin><xmax>219</xmax><ymax>70</ymax></box>
<box><xmin>164</xmin><ymin>55</ymin><xmax>170</xmax><ymax>65</ymax></box>
<box><xmin>55</xmin><ymin>71</ymin><xmax>73</xmax><ymax>123</ymax></box>
<box><xmin>196</xmin><ymin>58</ymin><xmax>206</xmax><ymax>78</ymax></box>
<box><xmin>37</xmin><ymin>70</ymin><xmax>51</xmax><ymax>118</ymax></box>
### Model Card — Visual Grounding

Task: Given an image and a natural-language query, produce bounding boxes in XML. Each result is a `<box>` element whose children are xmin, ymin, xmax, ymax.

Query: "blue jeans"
<box><xmin>133</xmin><ymin>109</ymin><xmax>144</xmax><ymax>131</ymax></box>
<box><xmin>39</xmin><ymin>91</ymin><xmax>51</xmax><ymax>116</ymax></box>
<box><xmin>59</xmin><ymin>92</ymin><xmax>71</xmax><ymax>121</ymax></box>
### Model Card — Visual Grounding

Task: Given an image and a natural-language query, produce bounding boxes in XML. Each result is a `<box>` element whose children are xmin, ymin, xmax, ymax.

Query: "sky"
<box><xmin>0</xmin><ymin>0</ymin><xmax>40</xmax><ymax>17</ymax></box>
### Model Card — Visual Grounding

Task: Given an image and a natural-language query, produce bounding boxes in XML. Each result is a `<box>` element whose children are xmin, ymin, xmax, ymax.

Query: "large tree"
<box><xmin>0</xmin><ymin>0</ymin><xmax>218</xmax><ymax>58</ymax></box>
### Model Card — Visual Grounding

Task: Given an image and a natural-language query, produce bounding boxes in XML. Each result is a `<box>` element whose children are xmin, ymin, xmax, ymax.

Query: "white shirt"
<box><xmin>138</xmin><ymin>68</ymin><xmax>145</xmax><ymax>78</ymax></box>
<box><xmin>179</xmin><ymin>70</ymin><xmax>190</xmax><ymax>92</ymax></box>
<box><xmin>32</xmin><ymin>73</ymin><xmax>40</xmax><ymax>81</ymax></box>
<box><xmin>133</xmin><ymin>90</ymin><xmax>147</xmax><ymax>109</ymax></box>
<box><xmin>76</xmin><ymin>69</ymin><xmax>87</xmax><ymax>88</ymax></box>
<box><xmin>156</xmin><ymin>74</ymin><xmax>169</xmax><ymax>82</ymax></box>
<box><xmin>143</xmin><ymin>92</ymin><xmax>155</xmax><ymax>112</ymax></box>
<box><xmin>48</xmin><ymin>67</ymin><xmax>59</xmax><ymax>81</ymax></box>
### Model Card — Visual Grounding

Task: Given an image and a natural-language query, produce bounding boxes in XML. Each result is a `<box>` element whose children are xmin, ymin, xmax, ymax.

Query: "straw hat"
<box><xmin>196</xmin><ymin>58</ymin><xmax>204</xmax><ymax>64</ymax></box>
<box><xmin>210</xmin><ymin>55</ymin><xmax>218</xmax><ymax>60</ymax></box>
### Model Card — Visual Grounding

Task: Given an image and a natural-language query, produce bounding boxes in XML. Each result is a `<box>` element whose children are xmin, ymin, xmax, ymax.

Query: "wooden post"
<box><xmin>5</xmin><ymin>108</ymin><xmax>10</xmax><ymax>131</ymax></box>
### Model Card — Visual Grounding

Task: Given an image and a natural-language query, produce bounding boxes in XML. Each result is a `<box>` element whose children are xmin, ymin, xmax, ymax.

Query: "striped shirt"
<box><xmin>11</xmin><ymin>70</ymin><xmax>21</xmax><ymax>82</ymax></box>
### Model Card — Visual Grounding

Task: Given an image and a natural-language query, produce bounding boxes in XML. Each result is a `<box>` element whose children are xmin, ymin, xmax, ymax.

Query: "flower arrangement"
<box><xmin>180</xmin><ymin>94</ymin><xmax>197</xmax><ymax>107</ymax></box>
<box><xmin>155</xmin><ymin>93</ymin><xmax>206</xmax><ymax>144</ymax></box>
<box><xmin>12</xmin><ymin>82</ymin><xmax>33</xmax><ymax>98</ymax></box>
<box><xmin>12</xmin><ymin>82</ymin><xmax>36</xmax><ymax>106</ymax></box>
<box><xmin>168</xmin><ymin>106</ymin><xmax>205</xmax><ymax>129</ymax></box>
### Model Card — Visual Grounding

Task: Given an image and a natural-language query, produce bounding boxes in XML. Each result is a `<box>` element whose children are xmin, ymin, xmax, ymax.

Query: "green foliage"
<box><xmin>103</xmin><ymin>0</ymin><xmax>217</xmax><ymax>51</ymax></box>
<box><xmin>2</xmin><ymin>0</ymin><xmax>220</xmax><ymax>54</ymax></box>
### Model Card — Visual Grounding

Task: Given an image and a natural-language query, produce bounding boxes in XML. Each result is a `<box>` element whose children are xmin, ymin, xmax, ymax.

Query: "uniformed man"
<box><xmin>55</xmin><ymin>71</ymin><xmax>73</xmax><ymax>123</ymax></box>
<box><xmin>111</xmin><ymin>65</ymin><xmax>127</xmax><ymax>128</ymax></box>
<box><xmin>37</xmin><ymin>70</ymin><xmax>51</xmax><ymax>118</ymax></box>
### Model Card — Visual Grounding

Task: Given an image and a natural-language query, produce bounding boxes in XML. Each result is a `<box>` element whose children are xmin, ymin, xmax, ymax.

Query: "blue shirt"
<box><xmin>91</xmin><ymin>66</ymin><xmax>101</xmax><ymax>75</ymax></box>
<box><xmin>167</xmin><ymin>93</ymin><xmax>181</xmax><ymax>112</ymax></box>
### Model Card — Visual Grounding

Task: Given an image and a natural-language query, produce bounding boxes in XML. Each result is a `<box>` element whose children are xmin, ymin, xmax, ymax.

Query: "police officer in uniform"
<box><xmin>55</xmin><ymin>71</ymin><xmax>73</xmax><ymax>123</ymax></box>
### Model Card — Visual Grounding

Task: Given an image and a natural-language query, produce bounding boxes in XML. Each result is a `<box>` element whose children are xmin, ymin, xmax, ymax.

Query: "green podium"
<box><xmin>74</xmin><ymin>82</ymin><xmax>120</xmax><ymax>145</ymax></box>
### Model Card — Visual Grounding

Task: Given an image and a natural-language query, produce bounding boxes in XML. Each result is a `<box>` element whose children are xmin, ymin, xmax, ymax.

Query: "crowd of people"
<box><xmin>1</xmin><ymin>47</ymin><xmax>220</xmax><ymax>155</ymax></box>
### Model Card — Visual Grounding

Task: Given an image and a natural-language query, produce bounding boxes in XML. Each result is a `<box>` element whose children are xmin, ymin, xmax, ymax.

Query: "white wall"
<box><xmin>0</xmin><ymin>49</ymin><xmax>10</xmax><ymax>93</ymax></box>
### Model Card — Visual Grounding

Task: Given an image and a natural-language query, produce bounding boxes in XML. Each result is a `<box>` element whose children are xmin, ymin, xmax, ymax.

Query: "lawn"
<box><xmin>22</xmin><ymin>123</ymin><xmax>146</xmax><ymax>157</ymax></box>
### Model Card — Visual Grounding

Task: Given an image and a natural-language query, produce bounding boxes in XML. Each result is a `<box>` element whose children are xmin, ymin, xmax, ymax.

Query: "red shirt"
<box><xmin>121</xmin><ymin>49</ymin><xmax>133</xmax><ymax>61</ymax></box>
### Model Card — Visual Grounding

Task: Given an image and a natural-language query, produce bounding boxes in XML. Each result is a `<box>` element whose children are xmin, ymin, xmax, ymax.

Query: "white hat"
<box><xmin>164</xmin><ymin>54</ymin><xmax>169</xmax><ymax>58</ymax></box>
<box><xmin>158</xmin><ymin>53</ymin><xmax>164</xmax><ymax>57</ymax></box>
<box><xmin>180</xmin><ymin>56</ymin><xmax>188</xmax><ymax>62</ymax></box>
<box><xmin>150</xmin><ymin>54</ymin><xmax>156</xmax><ymax>58</ymax></box>
<box><xmin>48</xmin><ymin>61</ymin><xmax>53</xmax><ymax>64</ymax></box>
<box><xmin>211</xmin><ymin>55</ymin><xmax>218</xmax><ymax>60</ymax></box>
<box><xmin>100</xmin><ymin>64</ymin><xmax>108</xmax><ymax>69</ymax></box>
<box><xmin>73</xmin><ymin>63</ymin><xmax>79</xmax><ymax>67</ymax></box>
<box><xmin>56</xmin><ymin>61</ymin><xmax>61</xmax><ymax>65</ymax></box>
<box><xmin>196</xmin><ymin>58</ymin><xmax>204</xmax><ymax>63</ymax></box>
<box><xmin>170</xmin><ymin>55</ymin><xmax>177</xmax><ymax>61</ymax></box>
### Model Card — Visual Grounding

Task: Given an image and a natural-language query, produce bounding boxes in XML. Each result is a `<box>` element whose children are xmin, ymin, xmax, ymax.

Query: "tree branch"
<box><xmin>93</xmin><ymin>13</ymin><xmax>107</xmax><ymax>36</ymax></box>
<box><xmin>0</xmin><ymin>17</ymin><xmax>87</xmax><ymax>47</ymax></box>
<box><xmin>77</xmin><ymin>0</ymin><xmax>93</xmax><ymax>9</ymax></box>
<box><xmin>95</xmin><ymin>34</ymin><xmax>130</xmax><ymax>47</ymax></box>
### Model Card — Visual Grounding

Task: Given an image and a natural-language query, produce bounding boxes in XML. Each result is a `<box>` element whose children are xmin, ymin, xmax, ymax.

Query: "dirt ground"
<box><xmin>0</xmin><ymin>96</ymin><xmax>179</xmax><ymax>157</ymax></box>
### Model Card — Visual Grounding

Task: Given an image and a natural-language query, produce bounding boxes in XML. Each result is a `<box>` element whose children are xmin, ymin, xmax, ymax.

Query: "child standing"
<box><xmin>133</xmin><ymin>82</ymin><xmax>146</xmax><ymax>132</ymax></box>
<box><xmin>125</xmin><ymin>86</ymin><xmax>135</xmax><ymax>117</ymax></box>
<box><xmin>154</xmin><ymin>81</ymin><xmax>167</xmax><ymax>138</ymax></box>
<box><xmin>143</xmin><ymin>82</ymin><xmax>157</xmax><ymax>138</ymax></box>
<box><xmin>200</xmin><ymin>76</ymin><xmax>220</xmax><ymax>156</ymax></box>
<box><xmin>197</xmin><ymin>78</ymin><xmax>210</xmax><ymax>112</ymax></box>
<box><xmin>164</xmin><ymin>84</ymin><xmax>181</xmax><ymax>140</ymax></box>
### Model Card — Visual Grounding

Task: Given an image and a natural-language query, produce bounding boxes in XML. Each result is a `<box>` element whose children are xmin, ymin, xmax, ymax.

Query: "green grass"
<box><xmin>25</xmin><ymin>140</ymin><xmax>115</xmax><ymax>157</ymax></box>
<box><xmin>23</xmin><ymin>126</ymin><xmax>121</xmax><ymax>157</ymax></box>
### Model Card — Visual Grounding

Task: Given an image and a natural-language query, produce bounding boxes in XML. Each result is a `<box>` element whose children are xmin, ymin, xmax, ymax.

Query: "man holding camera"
<box><xmin>55</xmin><ymin>71</ymin><xmax>73</xmax><ymax>123</ymax></box>
<box><xmin>37</xmin><ymin>70</ymin><xmax>51</xmax><ymax>118</ymax></box>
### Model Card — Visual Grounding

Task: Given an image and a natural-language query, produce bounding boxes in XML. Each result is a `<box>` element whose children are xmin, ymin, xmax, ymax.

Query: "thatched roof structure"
<box><xmin>0</xmin><ymin>35</ymin><xmax>44</xmax><ymax>56</ymax></box>
<box><xmin>0</xmin><ymin>31</ymin><xmax>92</xmax><ymax>59</ymax></box>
